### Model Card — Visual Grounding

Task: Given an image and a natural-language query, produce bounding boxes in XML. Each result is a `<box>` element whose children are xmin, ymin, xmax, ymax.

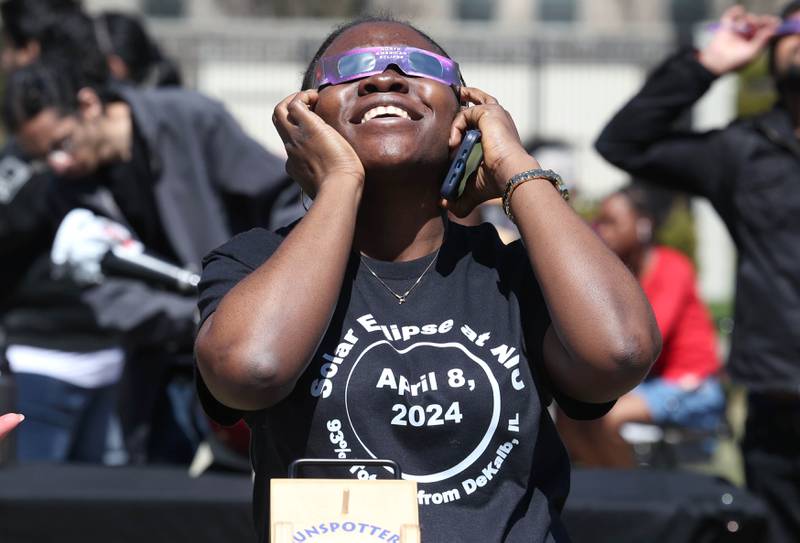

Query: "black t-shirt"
<box><xmin>196</xmin><ymin>222</ymin><xmax>613</xmax><ymax>543</ymax></box>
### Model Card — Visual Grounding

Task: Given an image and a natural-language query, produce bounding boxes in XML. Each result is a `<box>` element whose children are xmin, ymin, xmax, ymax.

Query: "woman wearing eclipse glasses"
<box><xmin>195</xmin><ymin>17</ymin><xmax>660</xmax><ymax>543</ymax></box>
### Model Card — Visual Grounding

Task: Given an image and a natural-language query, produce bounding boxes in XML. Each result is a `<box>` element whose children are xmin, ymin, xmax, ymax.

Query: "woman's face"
<box><xmin>594</xmin><ymin>193</ymin><xmax>641</xmax><ymax>257</ymax></box>
<box><xmin>313</xmin><ymin>22</ymin><xmax>460</xmax><ymax>175</ymax></box>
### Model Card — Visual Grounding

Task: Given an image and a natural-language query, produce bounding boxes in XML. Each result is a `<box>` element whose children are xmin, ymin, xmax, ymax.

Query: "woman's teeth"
<box><xmin>361</xmin><ymin>105</ymin><xmax>412</xmax><ymax>123</ymax></box>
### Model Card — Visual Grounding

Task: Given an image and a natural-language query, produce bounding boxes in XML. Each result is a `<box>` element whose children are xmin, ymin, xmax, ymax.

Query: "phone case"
<box><xmin>440</xmin><ymin>130</ymin><xmax>482</xmax><ymax>201</ymax></box>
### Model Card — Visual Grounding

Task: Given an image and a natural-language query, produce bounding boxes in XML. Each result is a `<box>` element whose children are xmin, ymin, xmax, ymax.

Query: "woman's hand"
<box><xmin>273</xmin><ymin>90</ymin><xmax>365</xmax><ymax>197</ymax></box>
<box><xmin>441</xmin><ymin>87</ymin><xmax>539</xmax><ymax>217</ymax></box>
<box><xmin>698</xmin><ymin>6</ymin><xmax>779</xmax><ymax>75</ymax></box>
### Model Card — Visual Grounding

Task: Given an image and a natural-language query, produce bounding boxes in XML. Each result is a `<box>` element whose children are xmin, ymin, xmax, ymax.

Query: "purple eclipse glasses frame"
<box><xmin>707</xmin><ymin>19</ymin><xmax>800</xmax><ymax>37</ymax></box>
<box><xmin>312</xmin><ymin>46</ymin><xmax>463</xmax><ymax>89</ymax></box>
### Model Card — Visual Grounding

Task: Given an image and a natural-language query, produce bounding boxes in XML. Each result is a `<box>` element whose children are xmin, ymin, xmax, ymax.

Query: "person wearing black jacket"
<box><xmin>595</xmin><ymin>4</ymin><xmax>800</xmax><ymax>542</ymax></box>
<box><xmin>0</xmin><ymin>2</ymin><xmax>303</xmax><ymax>463</ymax></box>
<box><xmin>2</xmin><ymin>57</ymin><xmax>302</xmax><ymax>463</ymax></box>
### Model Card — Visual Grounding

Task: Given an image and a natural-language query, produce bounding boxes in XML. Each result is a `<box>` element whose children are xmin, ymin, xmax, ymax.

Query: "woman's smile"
<box><xmin>350</xmin><ymin>94</ymin><xmax>424</xmax><ymax>125</ymax></box>
<box><xmin>360</xmin><ymin>105</ymin><xmax>412</xmax><ymax>123</ymax></box>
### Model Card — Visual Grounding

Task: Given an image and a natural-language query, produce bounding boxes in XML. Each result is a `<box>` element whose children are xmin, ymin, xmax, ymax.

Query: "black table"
<box><xmin>0</xmin><ymin>464</ymin><xmax>255</xmax><ymax>543</ymax></box>
<box><xmin>564</xmin><ymin>469</ymin><xmax>768</xmax><ymax>542</ymax></box>
<box><xmin>0</xmin><ymin>465</ymin><xmax>768</xmax><ymax>542</ymax></box>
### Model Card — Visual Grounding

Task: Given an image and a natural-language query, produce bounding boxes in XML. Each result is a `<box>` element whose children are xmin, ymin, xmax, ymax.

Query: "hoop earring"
<box><xmin>300</xmin><ymin>188</ymin><xmax>310</xmax><ymax>211</ymax></box>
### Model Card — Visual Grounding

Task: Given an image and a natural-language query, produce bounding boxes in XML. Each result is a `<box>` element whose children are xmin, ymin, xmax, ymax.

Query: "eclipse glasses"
<box><xmin>707</xmin><ymin>19</ymin><xmax>800</xmax><ymax>37</ymax></box>
<box><xmin>312</xmin><ymin>46</ymin><xmax>462</xmax><ymax>89</ymax></box>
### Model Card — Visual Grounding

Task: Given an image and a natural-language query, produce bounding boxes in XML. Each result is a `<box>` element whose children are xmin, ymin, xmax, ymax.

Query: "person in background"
<box><xmin>0</xmin><ymin>8</ymin><xmax>134</xmax><ymax>464</ymax></box>
<box><xmin>1</xmin><ymin>6</ymin><xmax>106</xmax><ymax>305</ymax></box>
<box><xmin>0</xmin><ymin>0</ymin><xmax>81</xmax><ymax>71</ymax></box>
<box><xmin>0</xmin><ymin>0</ymin><xmax>86</xmax><ymax>300</ymax></box>
<box><xmin>2</xmin><ymin>1</ymin><xmax>302</xmax><ymax>464</ymax></box>
<box><xmin>1</xmin><ymin>5</ymin><xmax>197</xmax><ymax>465</ymax></box>
<box><xmin>4</xmin><ymin>50</ymin><xmax>302</xmax><ymax>462</ymax></box>
<box><xmin>96</xmin><ymin>11</ymin><xmax>182</xmax><ymax>88</ymax></box>
<box><xmin>595</xmin><ymin>4</ymin><xmax>800</xmax><ymax>539</ymax></box>
<box><xmin>557</xmin><ymin>184</ymin><xmax>724</xmax><ymax>467</ymax></box>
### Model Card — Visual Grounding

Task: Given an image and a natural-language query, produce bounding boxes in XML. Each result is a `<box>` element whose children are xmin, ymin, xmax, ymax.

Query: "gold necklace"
<box><xmin>360</xmin><ymin>247</ymin><xmax>441</xmax><ymax>304</ymax></box>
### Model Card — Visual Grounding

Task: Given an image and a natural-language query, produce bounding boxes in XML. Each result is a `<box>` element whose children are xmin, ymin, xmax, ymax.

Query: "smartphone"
<box><xmin>440</xmin><ymin>129</ymin><xmax>482</xmax><ymax>201</ymax></box>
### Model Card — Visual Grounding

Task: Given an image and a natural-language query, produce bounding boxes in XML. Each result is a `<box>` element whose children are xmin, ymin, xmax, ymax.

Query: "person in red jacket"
<box><xmin>558</xmin><ymin>184</ymin><xmax>724</xmax><ymax>467</ymax></box>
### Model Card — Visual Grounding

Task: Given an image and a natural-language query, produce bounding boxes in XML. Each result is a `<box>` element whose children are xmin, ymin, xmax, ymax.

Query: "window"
<box><xmin>142</xmin><ymin>0</ymin><xmax>184</xmax><ymax>17</ymax></box>
<box><xmin>457</xmin><ymin>0</ymin><xmax>493</xmax><ymax>20</ymax></box>
<box><xmin>670</xmin><ymin>0</ymin><xmax>708</xmax><ymax>24</ymax></box>
<box><xmin>540</xmin><ymin>0</ymin><xmax>576</xmax><ymax>22</ymax></box>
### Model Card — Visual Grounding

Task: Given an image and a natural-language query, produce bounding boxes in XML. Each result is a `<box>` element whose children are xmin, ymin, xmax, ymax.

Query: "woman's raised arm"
<box><xmin>444</xmin><ymin>87</ymin><xmax>661</xmax><ymax>405</ymax></box>
<box><xmin>195</xmin><ymin>90</ymin><xmax>365</xmax><ymax>410</ymax></box>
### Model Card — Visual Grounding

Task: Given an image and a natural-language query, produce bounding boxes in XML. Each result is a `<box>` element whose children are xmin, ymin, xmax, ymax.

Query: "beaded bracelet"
<box><xmin>501</xmin><ymin>168</ymin><xmax>569</xmax><ymax>223</ymax></box>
